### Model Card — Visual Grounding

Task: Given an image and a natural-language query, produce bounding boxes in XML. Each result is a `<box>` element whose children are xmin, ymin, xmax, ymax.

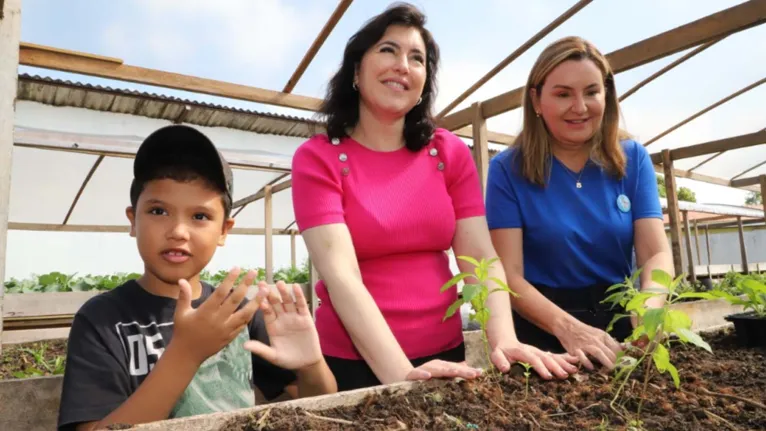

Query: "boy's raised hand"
<box><xmin>243</xmin><ymin>281</ymin><xmax>323</xmax><ymax>371</ymax></box>
<box><xmin>172</xmin><ymin>268</ymin><xmax>261</xmax><ymax>365</ymax></box>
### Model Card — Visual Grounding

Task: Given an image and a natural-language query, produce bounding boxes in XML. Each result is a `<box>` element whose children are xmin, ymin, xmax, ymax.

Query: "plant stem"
<box><xmin>636</xmin><ymin>348</ymin><xmax>654</xmax><ymax>418</ymax></box>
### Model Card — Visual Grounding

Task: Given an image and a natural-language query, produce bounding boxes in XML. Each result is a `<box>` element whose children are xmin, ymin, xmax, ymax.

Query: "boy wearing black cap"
<box><xmin>57</xmin><ymin>125</ymin><xmax>336</xmax><ymax>431</ymax></box>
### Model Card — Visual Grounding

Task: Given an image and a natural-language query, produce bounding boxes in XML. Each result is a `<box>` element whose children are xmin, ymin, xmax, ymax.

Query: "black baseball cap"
<box><xmin>133</xmin><ymin>124</ymin><xmax>234</xmax><ymax>203</ymax></box>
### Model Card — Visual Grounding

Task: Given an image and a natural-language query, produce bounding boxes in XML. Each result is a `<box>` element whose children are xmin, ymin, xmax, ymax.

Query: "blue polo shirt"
<box><xmin>485</xmin><ymin>139</ymin><xmax>662</xmax><ymax>289</ymax></box>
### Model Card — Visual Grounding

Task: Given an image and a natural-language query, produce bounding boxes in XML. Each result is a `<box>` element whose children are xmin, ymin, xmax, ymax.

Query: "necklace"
<box><xmin>558</xmin><ymin>159</ymin><xmax>588</xmax><ymax>189</ymax></box>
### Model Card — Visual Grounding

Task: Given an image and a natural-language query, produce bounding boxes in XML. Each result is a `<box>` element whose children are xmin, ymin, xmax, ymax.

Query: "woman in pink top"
<box><xmin>291</xmin><ymin>3</ymin><xmax>578</xmax><ymax>391</ymax></box>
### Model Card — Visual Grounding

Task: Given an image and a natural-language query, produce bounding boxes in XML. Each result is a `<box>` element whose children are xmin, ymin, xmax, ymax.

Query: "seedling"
<box><xmin>441</xmin><ymin>256</ymin><xmax>518</xmax><ymax>371</ymax></box>
<box><xmin>601</xmin><ymin>268</ymin><xmax>715</xmax><ymax>421</ymax></box>
<box><xmin>518</xmin><ymin>361</ymin><xmax>532</xmax><ymax>399</ymax></box>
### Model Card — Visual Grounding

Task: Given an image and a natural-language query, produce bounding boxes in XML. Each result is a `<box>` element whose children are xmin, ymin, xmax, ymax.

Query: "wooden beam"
<box><xmin>619</xmin><ymin>37</ymin><xmax>725</xmax><ymax>102</ymax></box>
<box><xmin>63</xmin><ymin>155</ymin><xmax>104</xmax><ymax>225</ymax></box>
<box><xmin>232</xmin><ymin>178</ymin><xmax>292</xmax><ymax>209</ymax></box>
<box><xmin>436</xmin><ymin>0</ymin><xmax>593</xmax><ymax>118</ymax></box>
<box><xmin>283</xmin><ymin>0</ymin><xmax>352</xmax><ymax>93</ymax></box>
<box><xmin>704</xmin><ymin>225</ymin><xmax>712</xmax><ymax>270</ymax></box>
<box><xmin>264</xmin><ymin>185</ymin><xmax>273</xmax><ymax>283</ymax></box>
<box><xmin>683</xmin><ymin>210</ymin><xmax>696</xmax><ymax>282</ymax></box>
<box><xmin>737</xmin><ymin>216</ymin><xmax>749</xmax><ymax>274</ymax></box>
<box><xmin>232</xmin><ymin>173</ymin><xmax>289</xmax><ymax>217</ymax></box>
<box><xmin>694</xmin><ymin>220</ymin><xmax>702</xmax><ymax>265</ymax></box>
<box><xmin>19</xmin><ymin>42</ymin><xmax>323</xmax><ymax>113</ymax></box>
<box><xmin>7</xmin><ymin>222</ymin><xmax>297</xmax><ymax>235</ymax></box>
<box><xmin>290</xmin><ymin>231</ymin><xmax>296</xmax><ymax>268</ymax></box>
<box><xmin>663</xmin><ymin>150</ymin><xmax>684</xmax><ymax>277</ymax></box>
<box><xmin>471</xmin><ymin>102</ymin><xmax>489</xmax><ymax>194</ymax></box>
<box><xmin>454</xmin><ymin>126</ymin><xmax>515</xmax><ymax>145</ymax></box>
<box><xmin>438</xmin><ymin>0</ymin><xmax>766</xmax><ymax>131</ymax></box>
<box><xmin>669</xmin><ymin>129</ymin><xmax>766</xmax><ymax>161</ymax></box>
<box><xmin>0</xmin><ymin>0</ymin><xmax>21</xmax><ymax>353</ymax></box>
<box><xmin>731</xmin><ymin>159</ymin><xmax>766</xmax><ymax>181</ymax></box>
<box><xmin>644</xmin><ymin>77</ymin><xmax>766</xmax><ymax>147</ymax></box>
<box><xmin>687</xmin><ymin>152</ymin><xmax>724</xmax><ymax>172</ymax></box>
<box><xmin>731</xmin><ymin>175</ymin><xmax>766</xmax><ymax>188</ymax></box>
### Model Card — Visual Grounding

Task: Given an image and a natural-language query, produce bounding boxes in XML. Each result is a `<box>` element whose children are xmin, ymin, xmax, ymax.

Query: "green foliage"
<box><xmin>707</xmin><ymin>274</ymin><xmax>766</xmax><ymax>318</ymax></box>
<box><xmin>655</xmin><ymin>174</ymin><xmax>696</xmax><ymax>202</ymax></box>
<box><xmin>4</xmin><ymin>261</ymin><xmax>311</xmax><ymax>294</ymax></box>
<box><xmin>745</xmin><ymin>190</ymin><xmax>761</xmax><ymax>205</ymax></box>
<box><xmin>601</xmin><ymin>268</ymin><xmax>715</xmax><ymax>421</ymax></box>
<box><xmin>11</xmin><ymin>343</ymin><xmax>66</xmax><ymax>379</ymax></box>
<box><xmin>441</xmin><ymin>256</ymin><xmax>519</xmax><ymax>370</ymax></box>
<box><xmin>518</xmin><ymin>361</ymin><xmax>532</xmax><ymax>399</ymax></box>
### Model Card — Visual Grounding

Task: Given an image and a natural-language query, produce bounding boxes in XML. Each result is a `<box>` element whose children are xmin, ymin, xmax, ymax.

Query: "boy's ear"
<box><xmin>218</xmin><ymin>217</ymin><xmax>235</xmax><ymax>246</ymax></box>
<box><xmin>125</xmin><ymin>206</ymin><xmax>137</xmax><ymax>237</ymax></box>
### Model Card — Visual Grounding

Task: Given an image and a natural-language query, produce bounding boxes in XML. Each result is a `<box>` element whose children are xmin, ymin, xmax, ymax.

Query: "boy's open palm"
<box><xmin>172</xmin><ymin>268</ymin><xmax>261</xmax><ymax>365</ymax></box>
<box><xmin>244</xmin><ymin>281</ymin><xmax>323</xmax><ymax>371</ymax></box>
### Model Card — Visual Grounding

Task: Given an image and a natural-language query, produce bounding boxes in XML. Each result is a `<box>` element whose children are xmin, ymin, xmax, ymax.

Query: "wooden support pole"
<box><xmin>760</xmin><ymin>175</ymin><xmax>766</xmax><ymax>226</ymax></box>
<box><xmin>264</xmin><ymin>185</ymin><xmax>273</xmax><ymax>283</ymax></box>
<box><xmin>737</xmin><ymin>216</ymin><xmax>749</xmax><ymax>274</ymax></box>
<box><xmin>663</xmin><ymin>150</ymin><xmax>684</xmax><ymax>277</ymax></box>
<box><xmin>694</xmin><ymin>220</ymin><xmax>701</xmax><ymax>265</ymax></box>
<box><xmin>704</xmin><ymin>225</ymin><xmax>712</xmax><ymax>277</ymax></box>
<box><xmin>63</xmin><ymin>155</ymin><xmax>104</xmax><ymax>225</ymax></box>
<box><xmin>471</xmin><ymin>102</ymin><xmax>489</xmax><ymax>194</ymax></box>
<box><xmin>683</xmin><ymin>210</ymin><xmax>696</xmax><ymax>282</ymax></box>
<box><xmin>308</xmin><ymin>258</ymin><xmax>320</xmax><ymax>317</ymax></box>
<box><xmin>290</xmin><ymin>231</ymin><xmax>296</xmax><ymax>269</ymax></box>
<box><xmin>0</xmin><ymin>0</ymin><xmax>21</xmax><ymax>353</ymax></box>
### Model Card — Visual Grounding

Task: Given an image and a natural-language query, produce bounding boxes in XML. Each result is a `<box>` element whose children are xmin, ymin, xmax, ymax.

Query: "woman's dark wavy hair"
<box><xmin>316</xmin><ymin>2</ymin><xmax>440</xmax><ymax>152</ymax></box>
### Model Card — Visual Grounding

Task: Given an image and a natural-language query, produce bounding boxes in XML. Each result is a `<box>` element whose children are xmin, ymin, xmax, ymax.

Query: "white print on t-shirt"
<box><xmin>114</xmin><ymin>321</ymin><xmax>173</xmax><ymax>376</ymax></box>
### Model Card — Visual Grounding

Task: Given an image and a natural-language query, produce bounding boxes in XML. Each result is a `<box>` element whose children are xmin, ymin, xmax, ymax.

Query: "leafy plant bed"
<box><xmin>213</xmin><ymin>328</ymin><xmax>766</xmax><ymax>430</ymax></box>
<box><xmin>0</xmin><ymin>339</ymin><xmax>67</xmax><ymax>379</ymax></box>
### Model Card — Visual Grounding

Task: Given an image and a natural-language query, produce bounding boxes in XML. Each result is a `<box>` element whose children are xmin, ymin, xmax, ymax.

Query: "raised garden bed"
<box><xmin>127</xmin><ymin>327</ymin><xmax>765</xmax><ymax>431</ymax></box>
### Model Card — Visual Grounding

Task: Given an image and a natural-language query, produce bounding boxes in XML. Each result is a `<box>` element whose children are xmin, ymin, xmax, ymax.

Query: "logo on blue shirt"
<box><xmin>617</xmin><ymin>194</ymin><xmax>631</xmax><ymax>213</ymax></box>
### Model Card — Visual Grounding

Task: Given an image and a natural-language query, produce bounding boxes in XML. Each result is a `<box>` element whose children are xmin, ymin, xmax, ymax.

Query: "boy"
<box><xmin>57</xmin><ymin>125</ymin><xmax>337</xmax><ymax>430</ymax></box>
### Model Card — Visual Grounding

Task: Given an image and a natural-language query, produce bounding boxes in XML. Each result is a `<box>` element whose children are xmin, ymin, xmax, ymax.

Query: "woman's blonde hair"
<box><xmin>512</xmin><ymin>36</ymin><xmax>630</xmax><ymax>186</ymax></box>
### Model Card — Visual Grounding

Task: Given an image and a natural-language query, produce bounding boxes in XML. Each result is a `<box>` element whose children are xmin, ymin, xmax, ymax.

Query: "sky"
<box><xmin>6</xmin><ymin>0</ymin><xmax>766</xmax><ymax>278</ymax></box>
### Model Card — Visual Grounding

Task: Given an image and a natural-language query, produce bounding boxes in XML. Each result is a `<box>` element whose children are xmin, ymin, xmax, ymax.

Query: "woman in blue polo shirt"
<box><xmin>486</xmin><ymin>36</ymin><xmax>673</xmax><ymax>371</ymax></box>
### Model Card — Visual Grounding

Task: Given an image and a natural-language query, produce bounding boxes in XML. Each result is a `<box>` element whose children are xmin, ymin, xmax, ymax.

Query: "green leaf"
<box><xmin>606</xmin><ymin>313</ymin><xmax>629</xmax><ymax>333</ymax></box>
<box><xmin>665</xmin><ymin>310</ymin><xmax>692</xmax><ymax>332</ymax></box>
<box><xmin>676</xmin><ymin>292</ymin><xmax>716</xmax><ymax>301</ymax></box>
<box><xmin>651</xmin><ymin>270</ymin><xmax>673</xmax><ymax>288</ymax></box>
<box><xmin>667</xmin><ymin>362</ymin><xmax>680</xmax><ymax>388</ymax></box>
<box><xmin>443</xmin><ymin>299</ymin><xmax>464</xmax><ymax>321</ymax></box>
<box><xmin>676</xmin><ymin>328</ymin><xmax>712</xmax><ymax>353</ymax></box>
<box><xmin>652</xmin><ymin>343</ymin><xmax>671</xmax><ymax>372</ymax></box>
<box><xmin>440</xmin><ymin>272</ymin><xmax>471</xmax><ymax>292</ymax></box>
<box><xmin>457</xmin><ymin>255</ymin><xmax>480</xmax><ymax>268</ymax></box>
<box><xmin>625</xmin><ymin>292</ymin><xmax>657</xmax><ymax>312</ymax></box>
<box><xmin>642</xmin><ymin>308</ymin><xmax>666</xmax><ymax>340</ymax></box>
<box><xmin>461</xmin><ymin>283</ymin><xmax>482</xmax><ymax>302</ymax></box>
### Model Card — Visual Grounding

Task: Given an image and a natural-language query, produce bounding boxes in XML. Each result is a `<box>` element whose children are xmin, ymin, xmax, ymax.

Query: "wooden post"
<box><xmin>693</xmin><ymin>220</ymin><xmax>701</xmax><ymax>265</ymax></box>
<box><xmin>264</xmin><ymin>185</ymin><xmax>273</xmax><ymax>283</ymax></box>
<box><xmin>737</xmin><ymin>216</ymin><xmax>748</xmax><ymax>274</ymax></box>
<box><xmin>307</xmin><ymin>258</ymin><xmax>320</xmax><ymax>317</ymax></box>
<box><xmin>704</xmin><ymin>225</ymin><xmax>712</xmax><ymax>278</ymax></box>
<box><xmin>682</xmin><ymin>210</ymin><xmax>696</xmax><ymax>282</ymax></box>
<box><xmin>760</xmin><ymin>175</ymin><xmax>766</xmax><ymax>225</ymax></box>
<box><xmin>290</xmin><ymin>231</ymin><xmax>296</xmax><ymax>269</ymax></box>
<box><xmin>470</xmin><ymin>102</ymin><xmax>489</xmax><ymax>194</ymax></box>
<box><xmin>662</xmin><ymin>150</ymin><xmax>684</xmax><ymax>278</ymax></box>
<box><xmin>0</xmin><ymin>0</ymin><xmax>21</xmax><ymax>354</ymax></box>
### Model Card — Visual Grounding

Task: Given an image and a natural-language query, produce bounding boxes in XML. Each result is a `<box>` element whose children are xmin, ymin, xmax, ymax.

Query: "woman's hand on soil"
<box><xmin>243</xmin><ymin>281</ymin><xmax>324</xmax><ymax>371</ymax></box>
<box><xmin>554</xmin><ymin>319</ymin><xmax>623</xmax><ymax>370</ymax></box>
<box><xmin>490</xmin><ymin>340</ymin><xmax>579</xmax><ymax>380</ymax></box>
<box><xmin>405</xmin><ymin>360</ymin><xmax>482</xmax><ymax>381</ymax></box>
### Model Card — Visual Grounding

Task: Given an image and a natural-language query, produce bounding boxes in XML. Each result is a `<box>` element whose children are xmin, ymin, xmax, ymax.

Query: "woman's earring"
<box><xmin>416</xmin><ymin>97</ymin><xmax>422</xmax><ymax>105</ymax></box>
<box><xmin>352</xmin><ymin>81</ymin><xmax>358</xmax><ymax>91</ymax></box>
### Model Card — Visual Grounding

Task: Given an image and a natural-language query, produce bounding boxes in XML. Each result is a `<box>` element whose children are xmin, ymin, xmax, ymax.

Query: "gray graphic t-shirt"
<box><xmin>57</xmin><ymin>281</ymin><xmax>296</xmax><ymax>430</ymax></box>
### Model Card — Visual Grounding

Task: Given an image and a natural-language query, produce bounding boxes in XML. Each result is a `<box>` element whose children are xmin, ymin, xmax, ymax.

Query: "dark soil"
<box><xmin>0</xmin><ymin>339</ymin><xmax>68</xmax><ymax>379</ymax></box>
<box><xmin>221</xmin><ymin>328</ymin><xmax>766</xmax><ymax>431</ymax></box>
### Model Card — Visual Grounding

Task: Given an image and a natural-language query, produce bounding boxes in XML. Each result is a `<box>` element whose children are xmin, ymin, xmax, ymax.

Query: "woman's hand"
<box><xmin>553</xmin><ymin>318</ymin><xmax>623</xmax><ymax>370</ymax></box>
<box><xmin>405</xmin><ymin>360</ymin><xmax>483</xmax><ymax>381</ymax></box>
<box><xmin>490</xmin><ymin>337</ymin><xmax>579</xmax><ymax>380</ymax></box>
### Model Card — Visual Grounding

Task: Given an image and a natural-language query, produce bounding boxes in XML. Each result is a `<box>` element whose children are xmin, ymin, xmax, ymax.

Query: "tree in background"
<box><xmin>656</xmin><ymin>174</ymin><xmax>696</xmax><ymax>202</ymax></box>
<box><xmin>745</xmin><ymin>191</ymin><xmax>762</xmax><ymax>205</ymax></box>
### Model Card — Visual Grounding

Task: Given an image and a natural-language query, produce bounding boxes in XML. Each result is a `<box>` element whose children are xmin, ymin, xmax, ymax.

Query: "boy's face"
<box><xmin>126</xmin><ymin>178</ymin><xmax>234</xmax><ymax>287</ymax></box>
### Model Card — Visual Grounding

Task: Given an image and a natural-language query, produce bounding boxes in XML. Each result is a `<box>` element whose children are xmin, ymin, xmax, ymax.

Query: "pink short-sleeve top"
<box><xmin>291</xmin><ymin>128</ymin><xmax>486</xmax><ymax>360</ymax></box>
